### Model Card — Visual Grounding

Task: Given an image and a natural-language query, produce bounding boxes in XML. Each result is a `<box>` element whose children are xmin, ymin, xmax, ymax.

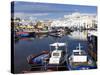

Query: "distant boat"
<box><xmin>67</xmin><ymin>43</ymin><xmax>97</xmax><ymax>70</ymax></box>
<box><xmin>16</xmin><ymin>32</ymin><xmax>35</xmax><ymax>37</ymax></box>
<box><xmin>48</xmin><ymin>31</ymin><xmax>65</xmax><ymax>38</ymax></box>
<box><xmin>35</xmin><ymin>30</ymin><xmax>49</xmax><ymax>34</ymax></box>
<box><xmin>16</xmin><ymin>32</ymin><xmax>30</xmax><ymax>37</ymax></box>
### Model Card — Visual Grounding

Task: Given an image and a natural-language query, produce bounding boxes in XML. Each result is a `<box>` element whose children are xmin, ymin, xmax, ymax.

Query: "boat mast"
<box><xmin>78</xmin><ymin>43</ymin><xmax>81</xmax><ymax>55</ymax></box>
<box><xmin>55</xmin><ymin>42</ymin><xmax>59</xmax><ymax>51</ymax></box>
<box><xmin>79</xmin><ymin>14</ymin><xmax>81</xmax><ymax>55</ymax></box>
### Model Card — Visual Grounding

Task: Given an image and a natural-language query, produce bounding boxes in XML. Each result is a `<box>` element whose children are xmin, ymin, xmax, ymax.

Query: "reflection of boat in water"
<box><xmin>27</xmin><ymin>42</ymin><xmax>67</xmax><ymax>71</ymax></box>
<box><xmin>35</xmin><ymin>30</ymin><xmax>49</xmax><ymax>34</ymax></box>
<box><xmin>67</xmin><ymin>43</ymin><xmax>97</xmax><ymax>70</ymax></box>
<box><xmin>19</xmin><ymin>37</ymin><xmax>34</xmax><ymax>41</ymax></box>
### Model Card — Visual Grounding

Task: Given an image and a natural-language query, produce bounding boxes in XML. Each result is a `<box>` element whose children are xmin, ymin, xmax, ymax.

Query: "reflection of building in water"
<box><xmin>51</xmin><ymin>12</ymin><xmax>97</xmax><ymax>29</ymax></box>
<box><xmin>68</xmin><ymin>31</ymin><xmax>88</xmax><ymax>40</ymax></box>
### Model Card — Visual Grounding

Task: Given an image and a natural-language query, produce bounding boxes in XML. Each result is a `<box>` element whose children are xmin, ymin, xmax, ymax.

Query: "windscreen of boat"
<box><xmin>74</xmin><ymin>52</ymin><xmax>86</xmax><ymax>55</ymax></box>
<box><xmin>74</xmin><ymin>52</ymin><xmax>80</xmax><ymax>55</ymax></box>
<box><xmin>53</xmin><ymin>53</ymin><xmax>59</xmax><ymax>56</ymax></box>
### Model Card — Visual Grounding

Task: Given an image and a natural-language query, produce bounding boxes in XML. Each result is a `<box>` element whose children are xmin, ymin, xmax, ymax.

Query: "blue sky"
<box><xmin>11</xmin><ymin>1</ymin><xmax>97</xmax><ymax>20</ymax></box>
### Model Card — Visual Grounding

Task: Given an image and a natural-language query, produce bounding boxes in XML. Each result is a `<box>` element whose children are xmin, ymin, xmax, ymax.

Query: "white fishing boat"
<box><xmin>67</xmin><ymin>43</ymin><xmax>97</xmax><ymax>70</ymax></box>
<box><xmin>27</xmin><ymin>42</ymin><xmax>68</xmax><ymax>71</ymax></box>
<box><xmin>49</xmin><ymin>42</ymin><xmax>67</xmax><ymax>64</ymax></box>
<box><xmin>48</xmin><ymin>42</ymin><xmax>67</xmax><ymax>70</ymax></box>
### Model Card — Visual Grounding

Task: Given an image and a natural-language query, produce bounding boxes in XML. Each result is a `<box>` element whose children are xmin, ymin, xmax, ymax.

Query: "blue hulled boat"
<box><xmin>16</xmin><ymin>32</ymin><xmax>29</xmax><ymax>37</ymax></box>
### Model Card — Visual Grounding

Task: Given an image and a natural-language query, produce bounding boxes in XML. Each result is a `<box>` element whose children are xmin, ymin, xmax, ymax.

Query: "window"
<box><xmin>53</xmin><ymin>53</ymin><xmax>59</xmax><ymax>56</ymax></box>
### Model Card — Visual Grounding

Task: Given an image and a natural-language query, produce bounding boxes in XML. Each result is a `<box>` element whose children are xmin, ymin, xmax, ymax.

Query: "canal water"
<box><xmin>14</xmin><ymin>31</ymin><xmax>88</xmax><ymax>73</ymax></box>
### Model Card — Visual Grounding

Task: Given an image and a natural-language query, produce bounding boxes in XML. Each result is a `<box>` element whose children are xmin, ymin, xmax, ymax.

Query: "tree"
<box><xmin>34</xmin><ymin>21</ymin><xmax>42</xmax><ymax>29</ymax></box>
<box><xmin>15</xmin><ymin>17</ymin><xmax>21</xmax><ymax>22</ymax></box>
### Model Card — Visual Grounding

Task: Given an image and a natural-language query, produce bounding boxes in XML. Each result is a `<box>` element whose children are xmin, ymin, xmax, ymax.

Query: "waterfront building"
<box><xmin>51</xmin><ymin>12</ymin><xmax>97</xmax><ymax>30</ymax></box>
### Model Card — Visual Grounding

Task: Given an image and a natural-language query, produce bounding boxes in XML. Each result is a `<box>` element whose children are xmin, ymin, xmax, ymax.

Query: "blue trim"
<box><xmin>20</xmin><ymin>34</ymin><xmax>29</xmax><ymax>37</ymax></box>
<box><xmin>31</xmin><ymin>54</ymin><xmax>49</xmax><ymax>65</ymax></box>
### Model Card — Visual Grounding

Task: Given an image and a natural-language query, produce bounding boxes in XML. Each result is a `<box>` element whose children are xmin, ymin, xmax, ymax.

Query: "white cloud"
<box><xmin>64</xmin><ymin>12</ymin><xmax>97</xmax><ymax>18</ymax></box>
<box><xmin>14</xmin><ymin>12</ymin><xmax>49</xmax><ymax>19</ymax></box>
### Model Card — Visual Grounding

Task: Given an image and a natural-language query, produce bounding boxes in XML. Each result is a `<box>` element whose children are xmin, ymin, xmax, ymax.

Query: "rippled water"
<box><xmin>14</xmin><ymin>31</ymin><xmax>88</xmax><ymax>73</ymax></box>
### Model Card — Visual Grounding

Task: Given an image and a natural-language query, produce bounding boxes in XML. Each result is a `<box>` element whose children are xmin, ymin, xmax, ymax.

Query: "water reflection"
<box><xmin>14</xmin><ymin>30</ymin><xmax>88</xmax><ymax>73</ymax></box>
<box><xmin>68</xmin><ymin>30</ymin><xmax>88</xmax><ymax>40</ymax></box>
<box><xmin>15</xmin><ymin>30</ymin><xmax>89</xmax><ymax>42</ymax></box>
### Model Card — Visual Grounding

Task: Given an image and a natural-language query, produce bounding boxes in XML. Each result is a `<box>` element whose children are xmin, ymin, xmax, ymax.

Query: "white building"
<box><xmin>51</xmin><ymin>12</ymin><xmax>97</xmax><ymax>29</ymax></box>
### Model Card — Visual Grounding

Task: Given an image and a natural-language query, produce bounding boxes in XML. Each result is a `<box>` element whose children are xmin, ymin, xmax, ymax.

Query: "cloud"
<box><xmin>14</xmin><ymin>12</ymin><xmax>49</xmax><ymax>19</ymax></box>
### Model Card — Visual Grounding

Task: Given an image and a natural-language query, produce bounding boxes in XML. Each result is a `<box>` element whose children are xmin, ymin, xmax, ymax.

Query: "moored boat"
<box><xmin>16</xmin><ymin>32</ymin><xmax>30</xmax><ymax>37</ymax></box>
<box><xmin>27</xmin><ymin>51</ymin><xmax>50</xmax><ymax>67</ymax></box>
<box><xmin>47</xmin><ymin>42</ymin><xmax>67</xmax><ymax>70</ymax></box>
<box><xmin>67</xmin><ymin>43</ymin><xmax>97</xmax><ymax>70</ymax></box>
<box><xmin>27</xmin><ymin>42</ymin><xmax>68</xmax><ymax>71</ymax></box>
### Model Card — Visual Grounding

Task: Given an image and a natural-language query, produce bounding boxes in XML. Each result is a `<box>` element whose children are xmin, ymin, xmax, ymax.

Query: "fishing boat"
<box><xmin>35</xmin><ymin>30</ymin><xmax>49</xmax><ymax>34</ymax></box>
<box><xmin>27</xmin><ymin>51</ymin><xmax>50</xmax><ymax>67</ymax></box>
<box><xmin>48</xmin><ymin>31</ymin><xmax>65</xmax><ymax>37</ymax></box>
<box><xmin>27</xmin><ymin>42</ymin><xmax>67</xmax><ymax>71</ymax></box>
<box><xmin>67</xmin><ymin>43</ymin><xmax>97</xmax><ymax>70</ymax></box>
<box><xmin>16</xmin><ymin>32</ymin><xmax>30</xmax><ymax>37</ymax></box>
<box><xmin>47</xmin><ymin>42</ymin><xmax>67</xmax><ymax>70</ymax></box>
<box><xmin>16</xmin><ymin>32</ymin><xmax>36</xmax><ymax>37</ymax></box>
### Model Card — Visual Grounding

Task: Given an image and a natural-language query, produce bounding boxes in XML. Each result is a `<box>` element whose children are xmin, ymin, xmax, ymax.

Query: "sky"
<box><xmin>11</xmin><ymin>1</ymin><xmax>97</xmax><ymax>20</ymax></box>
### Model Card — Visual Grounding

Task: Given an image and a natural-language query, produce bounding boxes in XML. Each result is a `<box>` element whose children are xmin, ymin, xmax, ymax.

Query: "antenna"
<box><xmin>55</xmin><ymin>42</ymin><xmax>59</xmax><ymax>51</ymax></box>
<box><xmin>79</xmin><ymin>12</ymin><xmax>82</xmax><ymax>55</ymax></box>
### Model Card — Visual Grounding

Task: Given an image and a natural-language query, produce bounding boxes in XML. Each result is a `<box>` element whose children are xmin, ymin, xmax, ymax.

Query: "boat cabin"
<box><xmin>49</xmin><ymin>42</ymin><xmax>67</xmax><ymax>64</ymax></box>
<box><xmin>49</xmin><ymin>50</ymin><xmax>63</xmax><ymax>64</ymax></box>
<box><xmin>71</xmin><ymin>43</ymin><xmax>87</xmax><ymax>62</ymax></box>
